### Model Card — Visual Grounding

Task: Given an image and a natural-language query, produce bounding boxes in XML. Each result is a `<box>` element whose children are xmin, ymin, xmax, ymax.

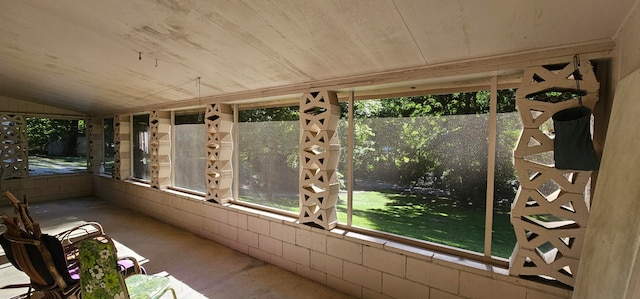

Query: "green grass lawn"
<box><xmin>241</xmin><ymin>189</ymin><xmax>516</xmax><ymax>258</ymax></box>
<box><xmin>339</xmin><ymin>191</ymin><xmax>516</xmax><ymax>258</ymax></box>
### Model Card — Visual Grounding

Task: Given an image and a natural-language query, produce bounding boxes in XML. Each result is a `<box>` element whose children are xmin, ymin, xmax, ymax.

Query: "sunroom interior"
<box><xmin>1</xmin><ymin>1</ymin><xmax>640</xmax><ymax>298</ymax></box>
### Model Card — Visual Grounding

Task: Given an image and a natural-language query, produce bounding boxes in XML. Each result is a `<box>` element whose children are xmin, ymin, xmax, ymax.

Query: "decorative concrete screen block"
<box><xmin>87</xmin><ymin>117</ymin><xmax>103</xmax><ymax>174</ymax></box>
<box><xmin>205</xmin><ymin>104</ymin><xmax>233</xmax><ymax>204</ymax></box>
<box><xmin>510</xmin><ymin>60</ymin><xmax>599</xmax><ymax>287</ymax></box>
<box><xmin>299</xmin><ymin>91</ymin><xmax>341</xmax><ymax>230</ymax></box>
<box><xmin>150</xmin><ymin>110</ymin><xmax>171</xmax><ymax>189</ymax></box>
<box><xmin>113</xmin><ymin>114</ymin><xmax>131</xmax><ymax>180</ymax></box>
<box><xmin>87</xmin><ymin>118</ymin><xmax>94</xmax><ymax>173</ymax></box>
<box><xmin>0</xmin><ymin>114</ymin><xmax>28</xmax><ymax>179</ymax></box>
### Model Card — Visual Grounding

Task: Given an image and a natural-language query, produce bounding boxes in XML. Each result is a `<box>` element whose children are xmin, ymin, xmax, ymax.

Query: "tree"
<box><xmin>346</xmin><ymin>90</ymin><xmax>519</xmax><ymax>208</ymax></box>
<box><xmin>236</xmin><ymin>90</ymin><xmax>520</xmax><ymax>209</ymax></box>
<box><xmin>238</xmin><ymin>107</ymin><xmax>300</xmax><ymax>201</ymax></box>
<box><xmin>26</xmin><ymin>117</ymin><xmax>86</xmax><ymax>156</ymax></box>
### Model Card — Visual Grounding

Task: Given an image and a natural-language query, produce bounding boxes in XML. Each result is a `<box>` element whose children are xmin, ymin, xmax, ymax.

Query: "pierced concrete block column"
<box><xmin>150</xmin><ymin>111</ymin><xmax>171</xmax><ymax>189</ymax></box>
<box><xmin>87</xmin><ymin>117</ymin><xmax>103</xmax><ymax>174</ymax></box>
<box><xmin>299</xmin><ymin>91</ymin><xmax>341</xmax><ymax>230</ymax></box>
<box><xmin>0</xmin><ymin>114</ymin><xmax>28</xmax><ymax>179</ymax></box>
<box><xmin>205</xmin><ymin>104</ymin><xmax>233</xmax><ymax>204</ymax></box>
<box><xmin>113</xmin><ymin>115</ymin><xmax>131</xmax><ymax>180</ymax></box>
<box><xmin>510</xmin><ymin>60</ymin><xmax>599</xmax><ymax>287</ymax></box>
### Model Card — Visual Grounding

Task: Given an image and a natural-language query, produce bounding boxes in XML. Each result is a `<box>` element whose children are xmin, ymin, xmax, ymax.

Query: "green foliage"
<box><xmin>238</xmin><ymin>107</ymin><xmax>300</xmax><ymax>201</ymax></box>
<box><xmin>239</xmin><ymin>106</ymin><xmax>299</xmax><ymax>122</ymax></box>
<box><xmin>231</xmin><ymin>91</ymin><xmax>521</xmax><ymax>257</ymax></box>
<box><xmin>239</xmin><ymin>90</ymin><xmax>520</xmax><ymax>211</ymax></box>
<box><xmin>346</xmin><ymin>90</ymin><xmax>519</xmax><ymax>209</ymax></box>
<box><xmin>26</xmin><ymin>118</ymin><xmax>85</xmax><ymax>156</ymax></box>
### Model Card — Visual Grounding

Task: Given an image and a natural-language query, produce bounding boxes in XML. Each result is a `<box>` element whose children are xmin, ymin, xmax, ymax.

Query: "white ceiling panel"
<box><xmin>0</xmin><ymin>0</ymin><xmax>636</xmax><ymax>114</ymax></box>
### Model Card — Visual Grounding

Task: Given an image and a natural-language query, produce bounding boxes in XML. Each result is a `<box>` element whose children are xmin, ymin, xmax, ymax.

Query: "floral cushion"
<box><xmin>79</xmin><ymin>239</ymin><xmax>175</xmax><ymax>299</ymax></box>
<box><xmin>125</xmin><ymin>274</ymin><xmax>172</xmax><ymax>299</ymax></box>
<box><xmin>79</xmin><ymin>239</ymin><xmax>129</xmax><ymax>299</ymax></box>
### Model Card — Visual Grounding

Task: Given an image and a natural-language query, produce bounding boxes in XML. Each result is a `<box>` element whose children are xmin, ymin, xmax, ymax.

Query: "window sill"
<box><xmin>154</xmin><ymin>184</ymin><xmax>511</xmax><ymax>268</ymax></box>
<box><xmin>105</xmin><ymin>180</ymin><xmax>571</xmax><ymax>296</ymax></box>
<box><xmin>101</xmin><ymin>180</ymin><xmax>512</xmax><ymax>268</ymax></box>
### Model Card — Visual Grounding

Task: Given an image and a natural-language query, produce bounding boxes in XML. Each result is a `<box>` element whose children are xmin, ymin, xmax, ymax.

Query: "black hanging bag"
<box><xmin>552</xmin><ymin>55</ymin><xmax>600</xmax><ymax>171</ymax></box>
<box><xmin>553</xmin><ymin>106</ymin><xmax>599</xmax><ymax>170</ymax></box>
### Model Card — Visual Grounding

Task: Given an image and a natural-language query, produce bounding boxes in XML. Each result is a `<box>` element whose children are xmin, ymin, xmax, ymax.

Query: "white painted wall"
<box><xmin>573</xmin><ymin>2</ymin><xmax>640</xmax><ymax>298</ymax></box>
<box><xmin>573</xmin><ymin>69</ymin><xmax>640</xmax><ymax>299</ymax></box>
<box><xmin>614</xmin><ymin>0</ymin><xmax>640</xmax><ymax>81</ymax></box>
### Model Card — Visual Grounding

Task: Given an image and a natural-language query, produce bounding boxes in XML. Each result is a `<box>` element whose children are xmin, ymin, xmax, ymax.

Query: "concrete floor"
<box><xmin>0</xmin><ymin>197</ymin><xmax>354</xmax><ymax>299</ymax></box>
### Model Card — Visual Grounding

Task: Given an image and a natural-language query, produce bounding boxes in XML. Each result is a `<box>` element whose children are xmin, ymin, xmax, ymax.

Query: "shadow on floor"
<box><xmin>1</xmin><ymin>197</ymin><xmax>354</xmax><ymax>299</ymax></box>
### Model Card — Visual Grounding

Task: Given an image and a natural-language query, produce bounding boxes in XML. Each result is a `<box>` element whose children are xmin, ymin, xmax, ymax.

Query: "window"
<box><xmin>132</xmin><ymin>114</ymin><xmax>150</xmax><ymax>181</ymax></box>
<box><xmin>166</xmin><ymin>88</ymin><xmax>518</xmax><ymax>261</ymax></box>
<box><xmin>491</xmin><ymin>93</ymin><xmax>520</xmax><ymax>257</ymax></box>
<box><xmin>26</xmin><ymin>117</ymin><xmax>87</xmax><ymax>175</ymax></box>
<box><xmin>223</xmin><ymin>89</ymin><xmax>518</xmax><ymax>260</ymax></box>
<box><xmin>237</xmin><ymin>106</ymin><xmax>300</xmax><ymax>213</ymax></box>
<box><xmin>336</xmin><ymin>90</ymin><xmax>518</xmax><ymax>259</ymax></box>
<box><xmin>173</xmin><ymin>111</ymin><xmax>206</xmax><ymax>193</ymax></box>
<box><xmin>103</xmin><ymin>117</ymin><xmax>114</xmax><ymax>174</ymax></box>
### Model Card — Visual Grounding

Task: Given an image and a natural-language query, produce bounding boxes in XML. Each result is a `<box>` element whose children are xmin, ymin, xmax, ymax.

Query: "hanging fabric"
<box><xmin>552</xmin><ymin>55</ymin><xmax>600</xmax><ymax>170</ymax></box>
<box><xmin>553</xmin><ymin>106</ymin><xmax>600</xmax><ymax>170</ymax></box>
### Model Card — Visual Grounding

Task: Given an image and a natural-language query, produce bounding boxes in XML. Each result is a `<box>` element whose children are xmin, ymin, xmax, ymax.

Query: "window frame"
<box><xmin>102</xmin><ymin>117</ymin><xmax>115</xmax><ymax>175</ymax></box>
<box><xmin>231</xmin><ymin>104</ymin><xmax>301</xmax><ymax>217</ymax></box>
<box><xmin>169</xmin><ymin>109</ymin><xmax>207</xmax><ymax>197</ymax></box>
<box><xmin>334</xmin><ymin>79</ymin><xmax>512</xmax><ymax>266</ymax></box>
<box><xmin>24</xmin><ymin>114</ymin><xmax>89</xmax><ymax>177</ymax></box>
<box><xmin>130</xmin><ymin>113</ymin><xmax>151</xmax><ymax>183</ymax></box>
<box><xmin>158</xmin><ymin>80</ymin><xmax>517</xmax><ymax>267</ymax></box>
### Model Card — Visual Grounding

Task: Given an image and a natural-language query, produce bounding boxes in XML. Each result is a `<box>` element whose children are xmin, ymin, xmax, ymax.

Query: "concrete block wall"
<box><xmin>94</xmin><ymin>175</ymin><xmax>572</xmax><ymax>299</ymax></box>
<box><xmin>1</xmin><ymin>173</ymin><xmax>93</xmax><ymax>205</ymax></box>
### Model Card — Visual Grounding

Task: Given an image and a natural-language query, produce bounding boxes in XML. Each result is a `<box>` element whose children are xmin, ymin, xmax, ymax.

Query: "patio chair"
<box><xmin>79</xmin><ymin>238</ymin><xmax>177</xmax><ymax>299</ymax></box>
<box><xmin>0</xmin><ymin>191</ymin><xmax>142</xmax><ymax>298</ymax></box>
<box><xmin>0</xmin><ymin>215</ymin><xmax>81</xmax><ymax>299</ymax></box>
<box><xmin>3</xmin><ymin>191</ymin><xmax>106</xmax><ymax>250</ymax></box>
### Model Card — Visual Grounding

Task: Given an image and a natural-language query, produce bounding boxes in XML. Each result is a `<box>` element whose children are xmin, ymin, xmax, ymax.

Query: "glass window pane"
<box><xmin>174</xmin><ymin>112</ymin><xmax>206</xmax><ymax>192</ymax></box>
<box><xmin>132</xmin><ymin>114</ymin><xmax>150</xmax><ymax>181</ymax></box>
<box><xmin>103</xmin><ymin>117</ymin><xmax>114</xmax><ymax>174</ymax></box>
<box><xmin>336</xmin><ymin>103</ymin><xmax>348</xmax><ymax>223</ymax></box>
<box><xmin>492</xmin><ymin>89</ymin><xmax>519</xmax><ymax>258</ymax></box>
<box><xmin>26</xmin><ymin>117</ymin><xmax>87</xmax><ymax>175</ymax></box>
<box><xmin>339</xmin><ymin>93</ymin><xmax>489</xmax><ymax>254</ymax></box>
<box><xmin>237</xmin><ymin>107</ymin><xmax>299</xmax><ymax>213</ymax></box>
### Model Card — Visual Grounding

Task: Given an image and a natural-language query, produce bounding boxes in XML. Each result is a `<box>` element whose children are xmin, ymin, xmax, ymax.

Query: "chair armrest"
<box><xmin>56</xmin><ymin>222</ymin><xmax>105</xmax><ymax>246</ymax></box>
<box><xmin>56</xmin><ymin>222</ymin><xmax>105</xmax><ymax>263</ymax></box>
<box><xmin>117</xmin><ymin>256</ymin><xmax>143</xmax><ymax>276</ymax></box>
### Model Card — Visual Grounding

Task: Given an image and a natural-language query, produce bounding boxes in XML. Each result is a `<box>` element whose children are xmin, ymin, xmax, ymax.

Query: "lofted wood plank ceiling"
<box><xmin>0</xmin><ymin>0</ymin><xmax>636</xmax><ymax>115</ymax></box>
